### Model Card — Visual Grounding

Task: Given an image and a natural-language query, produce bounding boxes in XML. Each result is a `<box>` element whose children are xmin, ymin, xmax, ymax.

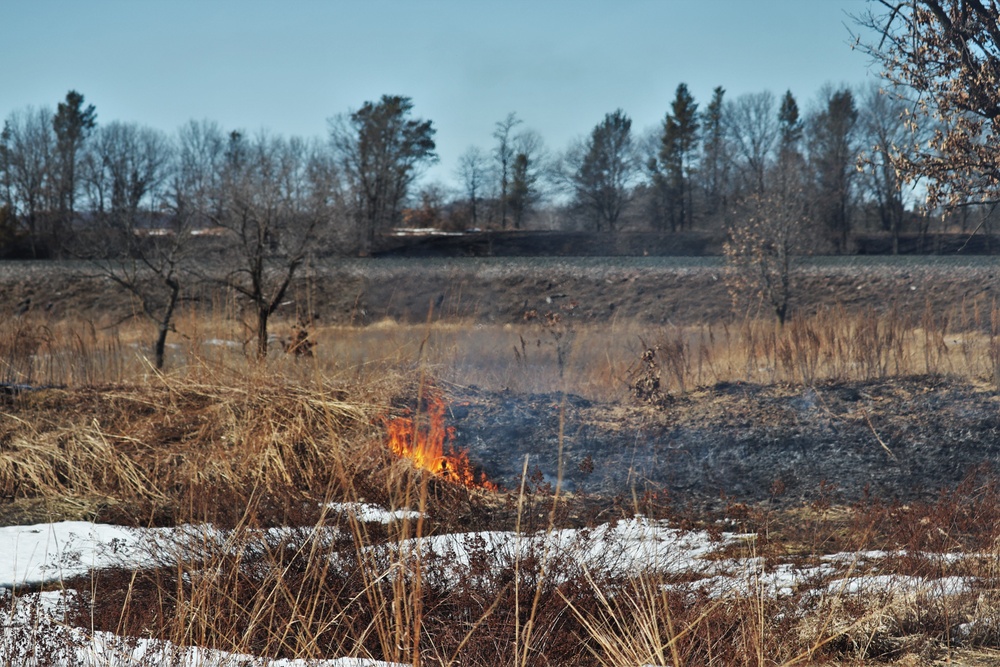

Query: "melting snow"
<box><xmin>0</xmin><ymin>522</ymin><xmax>160</xmax><ymax>590</ymax></box>
<box><xmin>328</xmin><ymin>502</ymin><xmax>422</xmax><ymax>524</ymax></box>
<box><xmin>0</xmin><ymin>512</ymin><xmax>981</xmax><ymax>666</ymax></box>
<box><xmin>0</xmin><ymin>591</ymin><xmax>403</xmax><ymax>667</ymax></box>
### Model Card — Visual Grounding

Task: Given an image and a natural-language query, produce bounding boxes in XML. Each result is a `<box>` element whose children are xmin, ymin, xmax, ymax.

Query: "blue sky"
<box><xmin>3</xmin><ymin>0</ymin><xmax>877</xmax><ymax>187</ymax></box>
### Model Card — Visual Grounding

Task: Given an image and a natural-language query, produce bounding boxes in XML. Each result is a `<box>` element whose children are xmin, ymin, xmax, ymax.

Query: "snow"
<box><xmin>203</xmin><ymin>338</ymin><xmax>242</xmax><ymax>348</ymax></box>
<box><xmin>327</xmin><ymin>502</ymin><xmax>422</xmax><ymax>524</ymax></box>
<box><xmin>391</xmin><ymin>517</ymin><xmax>726</xmax><ymax>582</ymax></box>
<box><xmin>0</xmin><ymin>514</ymin><xmax>982</xmax><ymax>666</ymax></box>
<box><xmin>823</xmin><ymin>574</ymin><xmax>971</xmax><ymax>597</ymax></box>
<box><xmin>0</xmin><ymin>591</ymin><xmax>403</xmax><ymax>667</ymax></box>
<box><xmin>0</xmin><ymin>522</ymin><xmax>157</xmax><ymax>589</ymax></box>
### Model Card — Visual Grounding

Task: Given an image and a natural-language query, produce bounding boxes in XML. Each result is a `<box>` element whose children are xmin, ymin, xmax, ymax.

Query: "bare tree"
<box><xmin>173</xmin><ymin>119</ymin><xmax>227</xmax><ymax>225</ymax></box>
<box><xmin>857</xmin><ymin>82</ymin><xmax>925</xmax><ymax>254</ymax></box>
<box><xmin>85</xmin><ymin>121</ymin><xmax>173</xmax><ymax>226</ymax></box>
<box><xmin>80</xmin><ymin>121</ymin><xmax>179</xmax><ymax>369</ymax></box>
<box><xmin>214</xmin><ymin>132</ymin><xmax>333</xmax><ymax>359</ymax></box>
<box><xmin>0</xmin><ymin>107</ymin><xmax>56</xmax><ymax>256</ymax></box>
<box><xmin>492</xmin><ymin>112</ymin><xmax>522</xmax><ymax>229</ymax></box>
<box><xmin>724</xmin><ymin>184</ymin><xmax>810</xmax><ymax>326</ymax></box>
<box><xmin>455</xmin><ymin>146</ymin><xmax>490</xmax><ymax>228</ymax></box>
<box><xmin>726</xmin><ymin>91</ymin><xmax>779</xmax><ymax>195</ymax></box>
<box><xmin>856</xmin><ymin>0</ymin><xmax>1000</xmax><ymax>209</ymax></box>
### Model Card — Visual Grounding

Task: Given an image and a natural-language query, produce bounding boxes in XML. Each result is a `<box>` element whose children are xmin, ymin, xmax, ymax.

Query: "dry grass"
<box><xmin>1</xmin><ymin>367</ymin><xmax>998</xmax><ymax>665</ymax></box>
<box><xmin>5</xmin><ymin>296</ymin><xmax>1000</xmax><ymax>403</ymax></box>
<box><xmin>3</xmin><ymin>301</ymin><xmax>1000</xmax><ymax>665</ymax></box>
<box><xmin>0</xmin><ymin>370</ymin><xmax>395</xmax><ymax>528</ymax></box>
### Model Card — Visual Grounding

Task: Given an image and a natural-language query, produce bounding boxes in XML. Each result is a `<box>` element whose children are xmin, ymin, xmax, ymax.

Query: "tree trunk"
<box><xmin>153</xmin><ymin>278</ymin><xmax>179</xmax><ymax>370</ymax></box>
<box><xmin>256</xmin><ymin>307</ymin><xmax>269</xmax><ymax>360</ymax></box>
<box><xmin>155</xmin><ymin>325</ymin><xmax>169</xmax><ymax>370</ymax></box>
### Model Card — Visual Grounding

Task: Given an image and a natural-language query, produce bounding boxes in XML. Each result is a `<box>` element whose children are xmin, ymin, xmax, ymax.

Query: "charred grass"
<box><xmin>3</xmin><ymin>303</ymin><xmax>1000</xmax><ymax>664</ymax></box>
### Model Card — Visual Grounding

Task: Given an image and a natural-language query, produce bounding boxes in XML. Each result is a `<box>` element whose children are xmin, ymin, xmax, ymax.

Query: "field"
<box><xmin>3</xmin><ymin>257</ymin><xmax>1000</xmax><ymax>665</ymax></box>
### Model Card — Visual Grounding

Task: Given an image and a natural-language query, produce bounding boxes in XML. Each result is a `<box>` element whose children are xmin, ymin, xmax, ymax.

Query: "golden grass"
<box><xmin>4</xmin><ymin>300</ymin><xmax>1000</xmax><ymax>665</ymax></box>
<box><xmin>6</xmin><ymin>296</ymin><xmax>1000</xmax><ymax>402</ymax></box>
<box><xmin>0</xmin><ymin>371</ymin><xmax>390</xmax><ymax>528</ymax></box>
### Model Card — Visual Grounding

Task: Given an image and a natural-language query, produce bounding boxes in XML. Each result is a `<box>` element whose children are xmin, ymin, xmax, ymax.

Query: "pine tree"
<box><xmin>701</xmin><ymin>86</ymin><xmax>727</xmax><ymax>217</ymax></box>
<box><xmin>330</xmin><ymin>95</ymin><xmax>437</xmax><ymax>254</ymax></box>
<box><xmin>570</xmin><ymin>109</ymin><xmax>636</xmax><ymax>232</ymax></box>
<box><xmin>52</xmin><ymin>90</ymin><xmax>96</xmax><ymax>251</ymax></box>
<box><xmin>776</xmin><ymin>90</ymin><xmax>806</xmax><ymax>198</ymax></box>
<box><xmin>808</xmin><ymin>87</ymin><xmax>858</xmax><ymax>253</ymax></box>
<box><xmin>656</xmin><ymin>84</ymin><xmax>699</xmax><ymax>231</ymax></box>
<box><xmin>777</xmin><ymin>90</ymin><xmax>802</xmax><ymax>157</ymax></box>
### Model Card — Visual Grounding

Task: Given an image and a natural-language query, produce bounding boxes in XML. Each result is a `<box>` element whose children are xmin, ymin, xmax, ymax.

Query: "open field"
<box><xmin>2</xmin><ymin>257</ymin><xmax>1000</xmax><ymax>665</ymax></box>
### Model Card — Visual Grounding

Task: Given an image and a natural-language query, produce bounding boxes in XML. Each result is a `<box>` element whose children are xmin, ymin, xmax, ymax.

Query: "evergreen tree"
<box><xmin>508</xmin><ymin>152</ymin><xmax>537</xmax><ymax>230</ymax></box>
<box><xmin>329</xmin><ymin>95</ymin><xmax>437</xmax><ymax>254</ymax></box>
<box><xmin>777</xmin><ymin>90</ymin><xmax>802</xmax><ymax>157</ymax></box>
<box><xmin>52</xmin><ymin>91</ymin><xmax>96</xmax><ymax>251</ymax></box>
<box><xmin>776</xmin><ymin>90</ymin><xmax>807</xmax><ymax>197</ymax></box>
<box><xmin>808</xmin><ymin>87</ymin><xmax>859</xmax><ymax>253</ymax></box>
<box><xmin>655</xmin><ymin>83</ymin><xmax>699</xmax><ymax>231</ymax></box>
<box><xmin>701</xmin><ymin>86</ymin><xmax>727</xmax><ymax>217</ymax></box>
<box><xmin>569</xmin><ymin>109</ymin><xmax>637</xmax><ymax>232</ymax></box>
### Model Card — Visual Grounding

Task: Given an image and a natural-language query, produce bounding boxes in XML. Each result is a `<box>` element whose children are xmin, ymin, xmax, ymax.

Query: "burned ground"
<box><xmin>448</xmin><ymin>376</ymin><xmax>1000</xmax><ymax>511</ymax></box>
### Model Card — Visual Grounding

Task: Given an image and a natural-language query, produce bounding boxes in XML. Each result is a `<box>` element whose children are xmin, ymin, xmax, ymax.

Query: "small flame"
<box><xmin>385</xmin><ymin>394</ymin><xmax>497</xmax><ymax>491</ymax></box>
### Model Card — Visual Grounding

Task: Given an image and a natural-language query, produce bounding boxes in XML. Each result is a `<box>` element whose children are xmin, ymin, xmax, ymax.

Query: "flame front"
<box><xmin>385</xmin><ymin>394</ymin><xmax>497</xmax><ymax>490</ymax></box>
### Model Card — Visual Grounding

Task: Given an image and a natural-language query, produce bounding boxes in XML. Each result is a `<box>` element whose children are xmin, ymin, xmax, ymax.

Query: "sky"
<box><xmin>2</xmin><ymin>0</ymin><xmax>880</xmax><ymax>188</ymax></box>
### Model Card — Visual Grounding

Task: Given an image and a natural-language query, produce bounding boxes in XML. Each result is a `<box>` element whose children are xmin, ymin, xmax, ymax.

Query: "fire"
<box><xmin>385</xmin><ymin>394</ymin><xmax>497</xmax><ymax>491</ymax></box>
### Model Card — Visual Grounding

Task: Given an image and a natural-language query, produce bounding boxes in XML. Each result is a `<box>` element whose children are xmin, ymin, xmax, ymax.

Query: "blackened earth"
<box><xmin>448</xmin><ymin>376</ymin><xmax>1000</xmax><ymax>511</ymax></box>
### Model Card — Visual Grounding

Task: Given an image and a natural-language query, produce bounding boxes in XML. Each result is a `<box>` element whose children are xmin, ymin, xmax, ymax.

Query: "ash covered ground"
<box><xmin>447</xmin><ymin>376</ymin><xmax>1000</xmax><ymax>511</ymax></box>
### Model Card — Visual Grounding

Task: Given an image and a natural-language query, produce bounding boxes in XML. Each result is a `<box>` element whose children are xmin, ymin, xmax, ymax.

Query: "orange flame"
<box><xmin>385</xmin><ymin>394</ymin><xmax>497</xmax><ymax>491</ymax></box>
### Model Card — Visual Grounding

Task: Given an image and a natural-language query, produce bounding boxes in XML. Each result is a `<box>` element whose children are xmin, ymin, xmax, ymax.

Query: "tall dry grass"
<box><xmin>5</xmin><ymin>297</ymin><xmax>1000</xmax><ymax>401</ymax></box>
<box><xmin>5</xmin><ymin>299</ymin><xmax>1000</xmax><ymax>665</ymax></box>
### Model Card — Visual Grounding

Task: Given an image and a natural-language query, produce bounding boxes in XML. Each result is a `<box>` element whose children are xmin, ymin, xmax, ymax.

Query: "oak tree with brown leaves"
<box><xmin>724</xmin><ymin>184</ymin><xmax>810</xmax><ymax>326</ymax></box>
<box><xmin>857</xmin><ymin>0</ymin><xmax>1000</xmax><ymax>208</ymax></box>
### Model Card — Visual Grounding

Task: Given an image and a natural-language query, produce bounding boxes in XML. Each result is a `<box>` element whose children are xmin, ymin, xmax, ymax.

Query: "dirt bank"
<box><xmin>2</xmin><ymin>257</ymin><xmax>999</xmax><ymax>327</ymax></box>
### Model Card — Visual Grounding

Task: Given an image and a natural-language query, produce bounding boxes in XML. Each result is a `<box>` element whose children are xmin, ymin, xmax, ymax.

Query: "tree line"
<box><xmin>5</xmin><ymin>78</ymin><xmax>994</xmax><ymax>265</ymax></box>
<box><xmin>6</xmin><ymin>0</ymin><xmax>1000</xmax><ymax>357</ymax></box>
<box><xmin>0</xmin><ymin>92</ymin><xmax>440</xmax><ymax>260</ymax></box>
<box><xmin>432</xmin><ymin>80</ymin><xmax>994</xmax><ymax>254</ymax></box>
<box><xmin>0</xmin><ymin>93</ymin><xmax>445</xmax><ymax>364</ymax></box>
<box><xmin>727</xmin><ymin>0</ymin><xmax>1000</xmax><ymax>326</ymax></box>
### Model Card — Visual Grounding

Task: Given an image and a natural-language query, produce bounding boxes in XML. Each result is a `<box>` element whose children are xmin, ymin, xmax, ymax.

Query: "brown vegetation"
<box><xmin>2</xmin><ymin>268</ymin><xmax>1000</xmax><ymax>665</ymax></box>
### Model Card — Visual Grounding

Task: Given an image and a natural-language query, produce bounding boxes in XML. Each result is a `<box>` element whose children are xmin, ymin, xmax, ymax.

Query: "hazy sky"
<box><xmin>3</xmin><ymin>0</ymin><xmax>878</xmax><ymax>187</ymax></box>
